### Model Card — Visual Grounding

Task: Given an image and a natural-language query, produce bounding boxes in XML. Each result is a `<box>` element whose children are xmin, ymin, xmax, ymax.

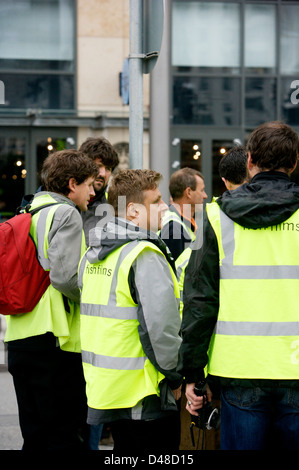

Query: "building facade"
<box><xmin>0</xmin><ymin>0</ymin><xmax>150</xmax><ymax>218</ymax></box>
<box><xmin>167</xmin><ymin>0</ymin><xmax>299</xmax><ymax>198</ymax></box>
<box><xmin>0</xmin><ymin>0</ymin><xmax>299</xmax><ymax>217</ymax></box>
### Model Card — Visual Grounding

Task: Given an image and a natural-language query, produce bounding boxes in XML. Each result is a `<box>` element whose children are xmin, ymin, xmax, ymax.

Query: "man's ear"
<box><xmin>222</xmin><ymin>177</ymin><xmax>229</xmax><ymax>190</ymax></box>
<box><xmin>126</xmin><ymin>202</ymin><xmax>138</xmax><ymax>220</ymax></box>
<box><xmin>68</xmin><ymin>177</ymin><xmax>77</xmax><ymax>194</ymax></box>
<box><xmin>290</xmin><ymin>159</ymin><xmax>298</xmax><ymax>174</ymax></box>
<box><xmin>184</xmin><ymin>187</ymin><xmax>192</xmax><ymax>200</ymax></box>
<box><xmin>247</xmin><ymin>152</ymin><xmax>253</xmax><ymax>170</ymax></box>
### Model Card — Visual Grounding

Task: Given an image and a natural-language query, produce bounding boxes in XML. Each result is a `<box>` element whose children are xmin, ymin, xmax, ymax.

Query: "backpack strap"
<box><xmin>24</xmin><ymin>202</ymin><xmax>62</xmax><ymax>216</ymax></box>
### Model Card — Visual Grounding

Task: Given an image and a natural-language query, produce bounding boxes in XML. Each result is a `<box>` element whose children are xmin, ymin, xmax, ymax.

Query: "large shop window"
<box><xmin>0</xmin><ymin>0</ymin><xmax>75</xmax><ymax>111</ymax></box>
<box><xmin>280</xmin><ymin>5</ymin><xmax>299</xmax><ymax>75</ymax></box>
<box><xmin>244</xmin><ymin>4</ymin><xmax>276</xmax><ymax>73</ymax></box>
<box><xmin>172</xmin><ymin>2</ymin><xmax>240</xmax><ymax>72</ymax></box>
<box><xmin>173</xmin><ymin>76</ymin><xmax>241</xmax><ymax>126</ymax></box>
<box><xmin>280</xmin><ymin>5</ymin><xmax>299</xmax><ymax>125</ymax></box>
<box><xmin>0</xmin><ymin>137</ymin><xmax>26</xmax><ymax>219</ymax></box>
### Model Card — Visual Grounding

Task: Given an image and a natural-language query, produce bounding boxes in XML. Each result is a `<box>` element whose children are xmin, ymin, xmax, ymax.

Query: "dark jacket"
<box><xmin>178</xmin><ymin>171</ymin><xmax>299</xmax><ymax>389</ymax></box>
<box><xmin>81</xmin><ymin>189</ymin><xmax>112</xmax><ymax>246</ymax></box>
<box><xmin>160</xmin><ymin>204</ymin><xmax>196</xmax><ymax>261</ymax></box>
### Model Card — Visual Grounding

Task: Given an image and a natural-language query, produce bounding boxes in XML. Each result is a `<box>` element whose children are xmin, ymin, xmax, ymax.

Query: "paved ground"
<box><xmin>0</xmin><ymin>339</ymin><xmax>113</xmax><ymax>451</ymax></box>
<box><xmin>1</xmin><ymin>321</ymin><xmax>23</xmax><ymax>451</ymax></box>
<box><xmin>0</xmin><ymin>363</ymin><xmax>23</xmax><ymax>450</ymax></box>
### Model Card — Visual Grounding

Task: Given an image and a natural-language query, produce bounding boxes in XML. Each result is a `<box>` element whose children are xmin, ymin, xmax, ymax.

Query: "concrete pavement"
<box><xmin>0</xmin><ymin>363</ymin><xmax>23</xmax><ymax>450</ymax></box>
<box><xmin>0</xmin><ymin>320</ymin><xmax>23</xmax><ymax>450</ymax></box>
<box><xmin>0</xmin><ymin>339</ymin><xmax>113</xmax><ymax>451</ymax></box>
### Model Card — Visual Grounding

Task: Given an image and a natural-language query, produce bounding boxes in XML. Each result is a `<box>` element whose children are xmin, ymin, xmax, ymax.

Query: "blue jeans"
<box><xmin>89</xmin><ymin>424</ymin><xmax>104</xmax><ymax>450</ymax></box>
<box><xmin>220</xmin><ymin>386</ymin><xmax>299</xmax><ymax>450</ymax></box>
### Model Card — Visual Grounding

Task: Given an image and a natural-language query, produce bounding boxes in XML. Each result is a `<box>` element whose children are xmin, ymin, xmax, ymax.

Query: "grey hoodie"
<box><xmin>82</xmin><ymin>217</ymin><xmax>183</xmax><ymax>423</ymax></box>
<box><xmin>31</xmin><ymin>191</ymin><xmax>83</xmax><ymax>303</ymax></box>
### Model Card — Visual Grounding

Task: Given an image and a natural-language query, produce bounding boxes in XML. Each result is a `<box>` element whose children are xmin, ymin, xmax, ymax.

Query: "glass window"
<box><xmin>0</xmin><ymin>0</ymin><xmax>75</xmax><ymax>111</ymax></box>
<box><xmin>36</xmin><ymin>136</ymin><xmax>70</xmax><ymax>185</ymax></box>
<box><xmin>173</xmin><ymin>76</ymin><xmax>241</xmax><ymax>126</ymax></box>
<box><xmin>180</xmin><ymin>140</ymin><xmax>202</xmax><ymax>171</ymax></box>
<box><xmin>0</xmin><ymin>73</ymin><xmax>74</xmax><ymax>111</ymax></box>
<box><xmin>245</xmin><ymin>78</ymin><xmax>277</xmax><ymax>127</ymax></box>
<box><xmin>280</xmin><ymin>5</ymin><xmax>299</xmax><ymax>75</ymax></box>
<box><xmin>0</xmin><ymin>0</ymin><xmax>75</xmax><ymax>71</ymax></box>
<box><xmin>281</xmin><ymin>78</ymin><xmax>299</xmax><ymax>126</ymax></box>
<box><xmin>212</xmin><ymin>140</ymin><xmax>235</xmax><ymax>197</ymax></box>
<box><xmin>172</xmin><ymin>2</ymin><xmax>240</xmax><ymax>71</ymax></box>
<box><xmin>0</xmin><ymin>137</ymin><xmax>26</xmax><ymax>218</ymax></box>
<box><xmin>245</xmin><ymin>4</ymin><xmax>276</xmax><ymax>73</ymax></box>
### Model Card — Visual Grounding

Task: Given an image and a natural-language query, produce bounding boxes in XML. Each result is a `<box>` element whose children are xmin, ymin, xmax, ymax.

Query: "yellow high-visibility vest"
<box><xmin>175</xmin><ymin>247</ymin><xmax>192</xmax><ymax>318</ymax></box>
<box><xmin>5</xmin><ymin>194</ymin><xmax>84</xmax><ymax>352</ymax></box>
<box><xmin>79</xmin><ymin>239</ymin><xmax>180</xmax><ymax>410</ymax></box>
<box><xmin>206</xmin><ymin>201</ymin><xmax>299</xmax><ymax>380</ymax></box>
<box><xmin>161</xmin><ymin>209</ymin><xmax>196</xmax><ymax>241</ymax></box>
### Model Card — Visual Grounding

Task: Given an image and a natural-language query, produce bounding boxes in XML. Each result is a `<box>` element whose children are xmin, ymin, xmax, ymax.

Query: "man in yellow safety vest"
<box><xmin>179</xmin><ymin>121</ymin><xmax>299</xmax><ymax>450</ymax></box>
<box><xmin>79</xmin><ymin>169</ymin><xmax>183</xmax><ymax>453</ymax></box>
<box><xmin>160</xmin><ymin>167</ymin><xmax>207</xmax><ymax>261</ymax></box>
<box><xmin>5</xmin><ymin>150</ymin><xmax>98</xmax><ymax>450</ymax></box>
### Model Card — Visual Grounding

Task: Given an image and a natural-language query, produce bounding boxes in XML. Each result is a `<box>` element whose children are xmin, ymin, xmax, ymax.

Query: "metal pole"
<box><xmin>150</xmin><ymin>0</ymin><xmax>170</xmax><ymax>202</ymax></box>
<box><xmin>129</xmin><ymin>0</ymin><xmax>144</xmax><ymax>169</ymax></box>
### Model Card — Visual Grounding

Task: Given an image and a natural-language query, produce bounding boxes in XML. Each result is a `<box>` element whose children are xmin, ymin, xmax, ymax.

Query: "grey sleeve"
<box><xmin>47</xmin><ymin>205</ymin><xmax>83</xmax><ymax>303</ymax></box>
<box><xmin>132</xmin><ymin>248</ymin><xmax>182</xmax><ymax>387</ymax></box>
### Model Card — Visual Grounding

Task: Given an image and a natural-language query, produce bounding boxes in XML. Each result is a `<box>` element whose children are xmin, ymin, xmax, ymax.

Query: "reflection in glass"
<box><xmin>36</xmin><ymin>137</ymin><xmax>69</xmax><ymax>187</ymax></box>
<box><xmin>180</xmin><ymin>140</ymin><xmax>202</xmax><ymax>171</ymax></box>
<box><xmin>173</xmin><ymin>77</ymin><xmax>240</xmax><ymax>125</ymax></box>
<box><xmin>281</xmin><ymin>78</ymin><xmax>299</xmax><ymax>126</ymax></box>
<box><xmin>0</xmin><ymin>74</ymin><xmax>74</xmax><ymax>111</ymax></box>
<box><xmin>0</xmin><ymin>137</ymin><xmax>26</xmax><ymax>219</ymax></box>
<box><xmin>212</xmin><ymin>140</ymin><xmax>235</xmax><ymax>198</ymax></box>
<box><xmin>245</xmin><ymin>78</ymin><xmax>276</xmax><ymax>127</ymax></box>
<box><xmin>280</xmin><ymin>5</ymin><xmax>299</xmax><ymax>74</ymax></box>
<box><xmin>172</xmin><ymin>2</ymin><xmax>240</xmax><ymax>70</ymax></box>
<box><xmin>0</xmin><ymin>0</ymin><xmax>74</xmax><ymax>66</ymax></box>
<box><xmin>245</xmin><ymin>4</ymin><xmax>276</xmax><ymax>72</ymax></box>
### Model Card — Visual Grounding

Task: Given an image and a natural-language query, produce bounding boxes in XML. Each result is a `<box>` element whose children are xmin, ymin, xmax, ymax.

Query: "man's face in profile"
<box><xmin>93</xmin><ymin>157</ymin><xmax>112</xmax><ymax>193</ymax></box>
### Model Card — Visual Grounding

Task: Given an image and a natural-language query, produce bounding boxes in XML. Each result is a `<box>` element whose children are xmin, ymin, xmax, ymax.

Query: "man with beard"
<box><xmin>79</xmin><ymin>137</ymin><xmax>119</xmax><ymax>246</ymax></box>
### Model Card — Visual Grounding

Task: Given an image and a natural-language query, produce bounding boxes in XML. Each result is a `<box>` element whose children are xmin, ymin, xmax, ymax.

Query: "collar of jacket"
<box><xmin>216</xmin><ymin>171</ymin><xmax>299</xmax><ymax>229</ymax></box>
<box><xmin>87</xmin><ymin>217</ymin><xmax>176</xmax><ymax>273</ymax></box>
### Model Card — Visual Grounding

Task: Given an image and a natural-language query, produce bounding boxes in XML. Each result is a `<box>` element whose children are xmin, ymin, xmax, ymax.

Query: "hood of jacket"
<box><xmin>87</xmin><ymin>217</ymin><xmax>176</xmax><ymax>271</ymax></box>
<box><xmin>216</xmin><ymin>171</ymin><xmax>299</xmax><ymax>229</ymax></box>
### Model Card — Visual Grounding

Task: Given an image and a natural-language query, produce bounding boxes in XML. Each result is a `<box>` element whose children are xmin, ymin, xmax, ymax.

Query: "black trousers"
<box><xmin>8</xmin><ymin>333</ymin><xmax>89</xmax><ymax>451</ymax></box>
<box><xmin>110</xmin><ymin>413</ymin><xmax>181</xmax><ymax>453</ymax></box>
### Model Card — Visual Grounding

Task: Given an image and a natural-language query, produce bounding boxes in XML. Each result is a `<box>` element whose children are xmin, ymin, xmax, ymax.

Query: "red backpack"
<box><xmin>0</xmin><ymin>203</ymin><xmax>59</xmax><ymax>315</ymax></box>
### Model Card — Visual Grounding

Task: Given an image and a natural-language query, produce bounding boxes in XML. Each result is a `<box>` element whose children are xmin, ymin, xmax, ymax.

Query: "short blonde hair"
<box><xmin>108</xmin><ymin>169</ymin><xmax>162</xmax><ymax>216</ymax></box>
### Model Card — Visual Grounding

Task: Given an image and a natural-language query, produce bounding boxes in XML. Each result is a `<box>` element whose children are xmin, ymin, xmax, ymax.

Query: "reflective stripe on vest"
<box><xmin>79</xmin><ymin>240</ymin><xmax>178</xmax><ymax>409</ymax></box>
<box><xmin>175</xmin><ymin>246</ymin><xmax>192</xmax><ymax>318</ymax></box>
<box><xmin>206</xmin><ymin>202</ymin><xmax>299</xmax><ymax>380</ymax></box>
<box><xmin>32</xmin><ymin>204</ymin><xmax>63</xmax><ymax>270</ymax></box>
<box><xmin>82</xmin><ymin>350</ymin><xmax>146</xmax><ymax>370</ymax></box>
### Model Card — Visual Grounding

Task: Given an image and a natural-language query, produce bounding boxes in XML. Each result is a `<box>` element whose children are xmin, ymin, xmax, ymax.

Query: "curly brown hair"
<box><xmin>41</xmin><ymin>150</ymin><xmax>98</xmax><ymax>196</ymax></box>
<box><xmin>79</xmin><ymin>137</ymin><xmax>119</xmax><ymax>171</ymax></box>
